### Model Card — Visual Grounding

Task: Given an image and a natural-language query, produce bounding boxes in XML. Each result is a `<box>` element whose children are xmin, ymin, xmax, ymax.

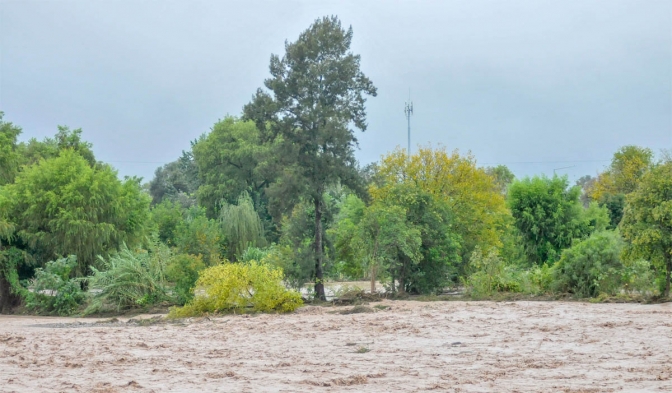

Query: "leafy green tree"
<box><xmin>381</xmin><ymin>183</ymin><xmax>461</xmax><ymax>293</ymax></box>
<box><xmin>330</xmin><ymin>194</ymin><xmax>368</xmax><ymax>279</ymax></box>
<box><xmin>243</xmin><ymin>16</ymin><xmax>377</xmax><ymax>300</ymax></box>
<box><xmin>591</xmin><ymin>146</ymin><xmax>654</xmax><ymax>200</ymax></box>
<box><xmin>372</xmin><ymin>147</ymin><xmax>507</xmax><ymax>271</ymax></box>
<box><xmin>575</xmin><ymin>175</ymin><xmax>596</xmax><ymax>208</ymax></box>
<box><xmin>620</xmin><ymin>160</ymin><xmax>672</xmax><ymax>297</ymax></box>
<box><xmin>0</xmin><ymin>112</ymin><xmax>22</xmax><ymax>185</ymax></box>
<box><xmin>192</xmin><ymin>117</ymin><xmax>275</xmax><ymax>218</ymax></box>
<box><xmin>0</xmin><ymin>149</ymin><xmax>150</xmax><ymax>275</ymax></box>
<box><xmin>174</xmin><ymin>207</ymin><xmax>225</xmax><ymax>266</ymax></box>
<box><xmin>274</xmin><ymin>194</ymin><xmax>339</xmax><ymax>291</ymax></box>
<box><xmin>507</xmin><ymin>176</ymin><xmax>589</xmax><ymax>265</ymax></box>
<box><xmin>148</xmin><ymin>149</ymin><xmax>199</xmax><ymax>205</ymax></box>
<box><xmin>355</xmin><ymin>203</ymin><xmax>421</xmax><ymax>293</ymax></box>
<box><xmin>333</xmin><ymin>184</ymin><xmax>460</xmax><ymax>294</ymax></box>
<box><xmin>588</xmin><ymin>146</ymin><xmax>654</xmax><ymax>228</ymax></box>
<box><xmin>485</xmin><ymin>165</ymin><xmax>515</xmax><ymax>195</ymax></box>
<box><xmin>149</xmin><ymin>199</ymin><xmax>185</xmax><ymax>246</ymax></box>
<box><xmin>18</xmin><ymin>126</ymin><xmax>97</xmax><ymax>168</ymax></box>
<box><xmin>598</xmin><ymin>193</ymin><xmax>626</xmax><ymax>229</ymax></box>
<box><xmin>330</xmin><ymin>193</ymin><xmax>414</xmax><ymax>290</ymax></box>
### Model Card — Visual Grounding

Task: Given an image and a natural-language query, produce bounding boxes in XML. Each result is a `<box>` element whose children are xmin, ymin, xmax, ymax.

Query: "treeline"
<box><xmin>1</xmin><ymin>16</ymin><xmax>671</xmax><ymax>316</ymax></box>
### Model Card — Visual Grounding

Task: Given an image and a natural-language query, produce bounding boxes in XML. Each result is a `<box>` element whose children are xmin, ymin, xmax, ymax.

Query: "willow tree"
<box><xmin>243</xmin><ymin>16</ymin><xmax>377</xmax><ymax>300</ymax></box>
<box><xmin>220</xmin><ymin>193</ymin><xmax>266</xmax><ymax>261</ymax></box>
<box><xmin>0</xmin><ymin>149</ymin><xmax>150</xmax><ymax>276</ymax></box>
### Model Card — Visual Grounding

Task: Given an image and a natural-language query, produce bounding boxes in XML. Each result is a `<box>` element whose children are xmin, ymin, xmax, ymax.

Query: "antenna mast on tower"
<box><xmin>404</xmin><ymin>91</ymin><xmax>413</xmax><ymax>156</ymax></box>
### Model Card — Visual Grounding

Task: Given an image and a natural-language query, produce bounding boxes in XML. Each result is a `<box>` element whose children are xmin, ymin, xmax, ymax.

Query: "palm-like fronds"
<box><xmin>87</xmin><ymin>239</ymin><xmax>169</xmax><ymax>312</ymax></box>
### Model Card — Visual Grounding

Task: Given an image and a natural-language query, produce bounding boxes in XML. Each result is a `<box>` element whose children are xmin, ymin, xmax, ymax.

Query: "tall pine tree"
<box><xmin>244</xmin><ymin>16</ymin><xmax>376</xmax><ymax>299</ymax></box>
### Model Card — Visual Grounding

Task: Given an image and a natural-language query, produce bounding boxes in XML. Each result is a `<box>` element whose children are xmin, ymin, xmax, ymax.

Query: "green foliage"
<box><xmin>274</xmin><ymin>198</ymin><xmax>337</xmax><ymax>290</ymax></box>
<box><xmin>332</xmin><ymin>184</ymin><xmax>460</xmax><ymax>294</ymax></box>
<box><xmin>330</xmin><ymin>194</ymin><xmax>368</xmax><ymax>279</ymax></box>
<box><xmin>260</xmin><ymin>244</ymin><xmax>308</xmax><ymax>290</ymax></box>
<box><xmin>0</xmin><ymin>246</ymin><xmax>29</xmax><ymax>313</ymax></box>
<box><xmin>174</xmin><ymin>207</ymin><xmax>225</xmax><ymax>266</ymax></box>
<box><xmin>150</xmin><ymin>199</ymin><xmax>185</xmax><ymax>245</ymax></box>
<box><xmin>26</xmin><ymin>256</ymin><xmax>85</xmax><ymax>316</ymax></box>
<box><xmin>371</xmin><ymin>147</ymin><xmax>509</xmax><ymax>271</ymax></box>
<box><xmin>620</xmin><ymin>259</ymin><xmax>657</xmax><ymax>295</ymax></box>
<box><xmin>0</xmin><ymin>149</ymin><xmax>150</xmax><ymax>275</ymax></box>
<box><xmin>169</xmin><ymin>261</ymin><xmax>303</xmax><ymax>317</ymax></box>
<box><xmin>148</xmin><ymin>150</ymin><xmax>199</xmax><ymax>205</ymax></box>
<box><xmin>166</xmin><ymin>254</ymin><xmax>205</xmax><ymax>305</ymax></box>
<box><xmin>244</xmin><ymin>16</ymin><xmax>377</xmax><ymax>300</ymax></box>
<box><xmin>193</xmin><ymin>117</ymin><xmax>275</xmax><ymax>219</ymax></box>
<box><xmin>383</xmin><ymin>183</ymin><xmax>461</xmax><ymax>294</ymax></box>
<box><xmin>583</xmin><ymin>201</ymin><xmax>611</xmax><ymax>233</ymax></box>
<box><xmin>464</xmin><ymin>248</ymin><xmax>521</xmax><ymax>298</ymax></box>
<box><xmin>553</xmin><ymin>231</ymin><xmax>624</xmax><ymax>298</ymax></box>
<box><xmin>598</xmin><ymin>193</ymin><xmax>626</xmax><ymax>229</ymax></box>
<box><xmin>18</xmin><ymin>126</ymin><xmax>97</xmax><ymax>168</ymax></box>
<box><xmin>239</xmin><ymin>246</ymin><xmax>270</xmax><ymax>263</ymax></box>
<box><xmin>620</xmin><ymin>160</ymin><xmax>672</xmax><ymax>297</ymax></box>
<box><xmin>485</xmin><ymin>165</ymin><xmax>515</xmax><ymax>195</ymax></box>
<box><xmin>507</xmin><ymin>176</ymin><xmax>589</xmax><ymax>265</ymax></box>
<box><xmin>86</xmin><ymin>240</ymin><xmax>171</xmax><ymax>312</ymax></box>
<box><xmin>360</xmin><ymin>203</ymin><xmax>422</xmax><ymax>292</ymax></box>
<box><xmin>0</xmin><ymin>112</ymin><xmax>22</xmax><ymax>186</ymax></box>
<box><xmin>590</xmin><ymin>145</ymin><xmax>654</xmax><ymax>201</ymax></box>
<box><xmin>220</xmin><ymin>193</ymin><xmax>267</xmax><ymax>261</ymax></box>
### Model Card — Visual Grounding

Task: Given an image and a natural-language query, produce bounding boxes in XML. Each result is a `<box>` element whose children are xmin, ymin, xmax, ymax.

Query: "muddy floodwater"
<box><xmin>1</xmin><ymin>301</ymin><xmax>671</xmax><ymax>392</ymax></box>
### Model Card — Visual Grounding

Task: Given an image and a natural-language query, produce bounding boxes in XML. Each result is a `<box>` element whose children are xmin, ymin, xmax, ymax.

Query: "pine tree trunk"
<box><xmin>314</xmin><ymin>198</ymin><xmax>326</xmax><ymax>301</ymax></box>
<box><xmin>398</xmin><ymin>270</ymin><xmax>406</xmax><ymax>295</ymax></box>
<box><xmin>370</xmin><ymin>264</ymin><xmax>376</xmax><ymax>293</ymax></box>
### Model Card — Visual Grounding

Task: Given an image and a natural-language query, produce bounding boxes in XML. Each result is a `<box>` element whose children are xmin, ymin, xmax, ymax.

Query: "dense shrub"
<box><xmin>26</xmin><ymin>256</ymin><xmax>85</xmax><ymax>316</ymax></box>
<box><xmin>169</xmin><ymin>261</ymin><xmax>302</xmax><ymax>317</ymax></box>
<box><xmin>463</xmin><ymin>248</ymin><xmax>521</xmax><ymax>297</ymax></box>
<box><xmin>239</xmin><ymin>246</ymin><xmax>270</xmax><ymax>263</ymax></box>
<box><xmin>620</xmin><ymin>259</ymin><xmax>657</xmax><ymax>296</ymax></box>
<box><xmin>150</xmin><ymin>199</ymin><xmax>184</xmax><ymax>245</ymax></box>
<box><xmin>553</xmin><ymin>231</ymin><xmax>623</xmax><ymax>297</ymax></box>
<box><xmin>175</xmin><ymin>207</ymin><xmax>225</xmax><ymax>266</ymax></box>
<box><xmin>259</xmin><ymin>244</ymin><xmax>313</xmax><ymax>290</ymax></box>
<box><xmin>86</xmin><ymin>240</ymin><xmax>171</xmax><ymax>312</ymax></box>
<box><xmin>166</xmin><ymin>254</ymin><xmax>206</xmax><ymax>305</ymax></box>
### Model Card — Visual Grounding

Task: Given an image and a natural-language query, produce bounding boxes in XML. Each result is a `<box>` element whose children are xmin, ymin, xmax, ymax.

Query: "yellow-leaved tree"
<box><xmin>370</xmin><ymin>146</ymin><xmax>511</xmax><ymax>270</ymax></box>
<box><xmin>589</xmin><ymin>145</ymin><xmax>654</xmax><ymax>201</ymax></box>
<box><xmin>588</xmin><ymin>145</ymin><xmax>654</xmax><ymax>229</ymax></box>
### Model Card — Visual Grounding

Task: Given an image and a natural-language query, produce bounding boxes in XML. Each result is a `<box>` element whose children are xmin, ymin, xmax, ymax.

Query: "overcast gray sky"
<box><xmin>1</xmin><ymin>0</ymin><xmax>670</xmax><ymax>183</ymax></box>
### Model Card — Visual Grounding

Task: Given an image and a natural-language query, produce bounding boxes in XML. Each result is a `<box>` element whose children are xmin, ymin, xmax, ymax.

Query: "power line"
<box><xmin>103</xmin><ymin>158</ymin><xmax>611</xmax><ymax>167</ymax></box>
<box><xmin>480</xmin><ymin>159</ymin><xmax>610</xmax><ymax>166</ymax></box>
<box><xmin>104</xmin><ymin>160</ymin><xmax>168</xmax><ymax>164</ymax></box>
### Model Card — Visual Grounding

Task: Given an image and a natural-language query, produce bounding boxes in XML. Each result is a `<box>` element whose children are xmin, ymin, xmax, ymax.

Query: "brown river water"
<box><xmin>1</xmin><ymin>300</ymin><xmax>670</xmax><ymax>392</ymax></box>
